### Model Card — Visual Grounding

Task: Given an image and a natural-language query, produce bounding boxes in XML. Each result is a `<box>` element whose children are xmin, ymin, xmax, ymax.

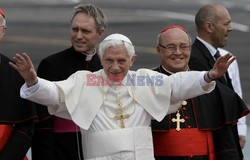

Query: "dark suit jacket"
<box><xmin>189</xmin><ymin>38</ymin><xmax>232</xmax><ymax>87</ymax></box>
<box><xmin>189</xmin><ymin>38</ymin><xmax>249</xmax><ymax>160</ymax></box>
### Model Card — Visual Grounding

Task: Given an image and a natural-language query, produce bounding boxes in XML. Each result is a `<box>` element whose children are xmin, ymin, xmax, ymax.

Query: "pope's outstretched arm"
<box><xmin>204</xmin><ymin>53</ymin><xmax>236</xmax><ymax>82</ymax></box>
<box><xmin>9</xmin><ymin>52</ymin><xmax>235</xmax><ymax>86</ymax></box>
<box><xmin>9</xmin><ymin>52</ymin><xmax>236</xmax><ymax>108</ymax></box>
<box><xmin>168</xmin><ymin>53</ymin><xmax>235</xmax><ymax>103</ymax></box>
<box><xmin>9</xmin><ymin>53</ymin><xmax>38</xmax><ymax>87</ymax></box>
<box><xmin>169</xmin><ymin>52</ymin><xmax>236</xmax><ymax>104</ymax></box>
<box><xmin>9</xmin><ymin>53</ymin><xmax>61</xmax><ymax>109</ymax></box>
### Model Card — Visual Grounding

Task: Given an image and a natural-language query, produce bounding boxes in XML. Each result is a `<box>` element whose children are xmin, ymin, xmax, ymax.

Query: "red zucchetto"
<box><xmin>0</xmin><ymin>9</ymin><xmax>5</xmax><ymax>18</ymax></box>
<box><xmin>160</xmin><ymin>25</ymin><xmax>187</xmax><ymax>33</ymax></box>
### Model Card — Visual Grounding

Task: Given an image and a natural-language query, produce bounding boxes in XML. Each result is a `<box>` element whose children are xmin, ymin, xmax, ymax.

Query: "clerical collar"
<box><xmin>81</xmin><ymin>49</ymin><xmax>96</xmax><ymax>61</ymax></box>
<box><xmin>197</xmin><ymin>37</ymin><xmax>217</xmax><ymax>57</ymax></box>
<box><xmin>161</xmin><ymin>65</ymin><xmax>189</xmax><ymax>75</ymax></box>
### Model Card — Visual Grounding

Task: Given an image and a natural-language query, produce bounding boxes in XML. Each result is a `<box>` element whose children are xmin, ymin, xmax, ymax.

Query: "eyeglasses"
<box><xmin>158</xmin><ymin>44</ymin><xmax>191</xmax><ymax>53</ymax></box>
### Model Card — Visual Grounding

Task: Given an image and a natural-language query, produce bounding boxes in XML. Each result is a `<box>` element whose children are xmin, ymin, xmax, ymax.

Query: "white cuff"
<box><xmin>200</xmin><ymin>71</ymin><xmax>211</xmax><ymax>86</ymax></box>
<box><xmin>237</xmin><ymin>124</ymin><xmax>247</xmax><ymax>136</ymax></box>
<box><xmin>20</xmin><ymin>79</ymin><xmax>40</xmax><ymax>98</ymax></box>
<box><xmin>237</xmin><ymin>117</ymin><xmax>247</xmax><ymax>136</ymax></box>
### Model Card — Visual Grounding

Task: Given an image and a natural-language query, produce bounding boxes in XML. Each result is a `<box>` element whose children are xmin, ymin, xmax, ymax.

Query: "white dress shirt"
<box><xmin>218</xmin><ymin>48</ymin><xmax>247</xmax><ymax>136</ymax></box>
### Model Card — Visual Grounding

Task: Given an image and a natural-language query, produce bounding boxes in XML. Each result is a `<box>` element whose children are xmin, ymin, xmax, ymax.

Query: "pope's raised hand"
<box><xmin>210</xmin><ymin>53</ymin><xmax>236</xmax><ymax>79</ymax></box>
<box><xmin>9</xmin><ymin>53</ymin><xmax>38</xmax><ymax>86</ymax></box>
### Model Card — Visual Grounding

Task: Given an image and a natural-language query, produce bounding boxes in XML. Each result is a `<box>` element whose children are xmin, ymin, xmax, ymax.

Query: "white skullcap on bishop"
<box><xmin>103</xmin><ymin>33</ymin><xmax>133</xmax><ymax>45</ymax></box>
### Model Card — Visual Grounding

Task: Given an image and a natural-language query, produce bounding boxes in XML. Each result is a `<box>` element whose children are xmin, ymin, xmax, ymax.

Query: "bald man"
<box><xmin>189</xmin><ymin>3</ymin><xmax>249</xmax><ymax>160</ymax></box>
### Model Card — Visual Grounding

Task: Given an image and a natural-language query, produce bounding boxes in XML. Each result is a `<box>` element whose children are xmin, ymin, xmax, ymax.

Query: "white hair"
<box><xmin>0</xmin><ymin>18</ymin><xmax>6</xmax><ymax>27</ymax></box>
<box><xmin>98</xmin><ymin>36</ymin><xmax>135</xmax><ymax>59</ymax></box>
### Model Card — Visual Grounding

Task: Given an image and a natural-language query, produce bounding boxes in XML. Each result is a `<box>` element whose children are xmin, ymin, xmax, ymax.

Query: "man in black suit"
<box><xmin>189</xmin><ymin>3</ymin><xmax>248</xmax><ymax>160</ymax></box>
<box><xmin>31</xmin><ymin>4</ymin><xmax>107</xmax><ymax>160</ymax></box>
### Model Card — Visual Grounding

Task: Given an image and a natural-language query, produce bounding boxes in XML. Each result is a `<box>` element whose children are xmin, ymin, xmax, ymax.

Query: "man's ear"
<box><xmin>0</xmin><ymin>27</ymin><xmax>7</xmax><ymax>40</ymax></box>
<box><xmin>2</xmin><ymin>27</ymin><xmax>6</xmax><ymax>35</ymax></box>
<box><xmin>130</xmin><ymin>55</ymin><xmax>137</xmax><ymax>67</ymax></box>
<box><xmin>204</xmin><ymin>21</ymin><xmax>214</xmax><ymax>33</ymax></box>
<box><xmin>156</xmin><ymin>46</ymin><xmax>161</xmax><ymax>55</ymax></box>
<box><xmin>98</xmin><ymin>29</ymin><xmax>105</xmax><ymax>39</ymax></box>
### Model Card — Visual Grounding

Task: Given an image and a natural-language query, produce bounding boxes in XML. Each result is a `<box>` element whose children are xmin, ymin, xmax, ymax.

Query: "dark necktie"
<box><xmin>214</xmin><ymin>50</ymin><xmax>233</xmax><ymax>89</ymax></box>
<box><xmin>214</xmin><ymin>50</ymin><xmax>221</xmax><ymax>60</ymax></box>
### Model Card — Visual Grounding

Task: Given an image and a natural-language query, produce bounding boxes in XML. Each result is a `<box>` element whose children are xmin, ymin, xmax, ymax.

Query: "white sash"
<box><xmin>81</xmin><ymin>126</ymin><xmax>154</xmax><ymax>160</ymax></box>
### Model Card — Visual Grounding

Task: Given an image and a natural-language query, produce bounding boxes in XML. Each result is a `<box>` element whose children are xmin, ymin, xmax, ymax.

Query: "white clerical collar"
<box><xmin>81</xmin><ymin>49</ymin><xmax>97</xmax><ymax>61</ymax></box>
<box><xmin>161</xmin><ymin>65</ymin><xmax>189</xmax><ymax>74</ymax></box>
<box><xmin>197</xmin><ymin>36</ymin><xmax>217</xmax><ymax>57</ymax></box>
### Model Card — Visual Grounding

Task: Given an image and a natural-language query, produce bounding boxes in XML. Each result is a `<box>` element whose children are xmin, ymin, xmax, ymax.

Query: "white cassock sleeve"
<box><xmin>20</xmin><ymin>70</ymin><xmax>104</xmax><ymax>130</ymax></box>
<box><xmin>20</xmin><ymin>69</ymin><xmax>216</xmax><ymax>129</ymax></box>
<box><xmin>20</xmin><ymin>78</ymin><xmax>72</xmax><ymax>120</ymax></box>
<box><xmin>133</xmin><ymin>69</ymin><xmax>216</xmax><ymax>122</ymax></box>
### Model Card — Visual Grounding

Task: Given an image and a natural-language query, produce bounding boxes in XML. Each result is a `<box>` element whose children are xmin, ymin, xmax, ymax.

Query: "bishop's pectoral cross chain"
<box><xmin>114</xmin><ymin>102</ymin><xmax>130</xmax><ymax>128</ymax></box>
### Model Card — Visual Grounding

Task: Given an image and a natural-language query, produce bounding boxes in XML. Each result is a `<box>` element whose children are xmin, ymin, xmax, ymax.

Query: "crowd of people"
<box><xmin>0</xmin><ymin>2</ymin><xmax>249</xmax><ymax>160</ymax></box>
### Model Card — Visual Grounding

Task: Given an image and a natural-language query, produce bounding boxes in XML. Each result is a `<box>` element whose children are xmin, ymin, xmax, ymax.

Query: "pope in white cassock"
<box><xmin>10</xmin><ymin>33</ymin><xmax>235</xmax><ymax>160</ymax></box>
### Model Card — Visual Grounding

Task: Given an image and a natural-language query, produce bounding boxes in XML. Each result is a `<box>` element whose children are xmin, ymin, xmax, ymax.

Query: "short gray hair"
<box><xmin>195</xmin><ymin>4</ymin><xmax>218</xmax><ymax>31</ymax></box>
<box><xmin>71</xmin><ymin>3</ymin><xmax>107</xmax><ymax>32</ymax></box>
<box><xmin>0</xmin><ymin>17</ymin><xmax>6</xmax><ymax>27</ymax></box>
<box><xmin>156</xmin><ymin>30</ymin><xmax>192</xmax><ymax>46</ymax></box>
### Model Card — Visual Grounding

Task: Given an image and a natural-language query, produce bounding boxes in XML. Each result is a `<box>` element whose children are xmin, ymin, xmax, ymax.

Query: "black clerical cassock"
<box><xmin>151</xmin><ymin>65</ymin><xmax>249</xmax><ymax>160</ymax></box>
<box><xmin>0</xmin><ymin>54</ymin><xmax>38</xmax><ymax>159</ymax></box>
